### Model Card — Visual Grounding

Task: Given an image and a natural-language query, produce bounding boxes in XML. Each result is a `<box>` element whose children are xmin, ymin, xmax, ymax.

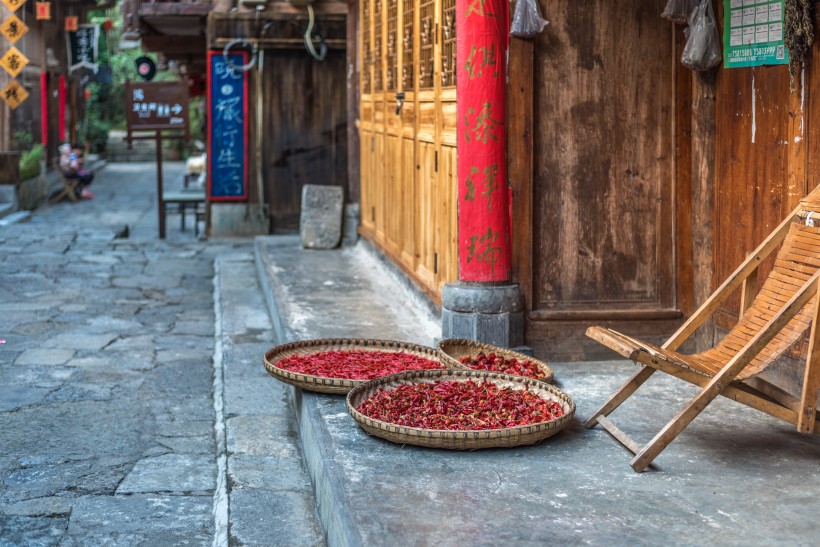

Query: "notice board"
<box><xmin>207</xmin><ymin>50</ymin><xmax>248</xmax><ymax>201</ymax></box>
<box><xmin>126</xmin><ymin>81</ymin><xmax>189</xmax><ymax>132</ymax></box>
<box><xmin>724</xmin><ymin>0</ymin><xmax>789</xmax><ymax>68</ymax></box>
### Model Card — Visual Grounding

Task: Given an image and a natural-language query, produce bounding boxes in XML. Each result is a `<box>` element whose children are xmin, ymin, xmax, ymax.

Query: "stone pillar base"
<box><xmin>441</xmin><ymin>282</ymin><xmax>524</xmax><ymax>348</ymax></box>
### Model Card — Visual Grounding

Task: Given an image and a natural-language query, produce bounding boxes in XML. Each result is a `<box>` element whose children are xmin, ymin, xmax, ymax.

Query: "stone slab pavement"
<box><xmin>0</xmin><ymin>161</ymin><xmax>324</xmax><ymax>546</ymax></box>
<box><xmin>255</xmin><ymin>236</ymin><xmax>820</xmax><ymax>547</ymax></box>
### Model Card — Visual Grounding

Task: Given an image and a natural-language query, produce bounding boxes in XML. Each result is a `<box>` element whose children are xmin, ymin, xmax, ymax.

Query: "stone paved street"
<box><xmin>0</xmin><ymin>162</ymin><xmax>250</xmax><ymax>545</ymax></box>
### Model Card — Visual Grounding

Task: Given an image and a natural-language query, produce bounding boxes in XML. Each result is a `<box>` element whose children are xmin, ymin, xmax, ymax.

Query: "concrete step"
<box><xmin>213</xmin><ymin>251</ymin><xmax>325</xmax><ymax>545</ymax></box>
<box><xmin>0</xmin><ymin>210</ymin><xmax>31</xmax><ymax>226</ymax></box>
<box><xmin>0</xmin><ymin>202</ymin><xmax>12</xmax><ymax>220</ymax></box>
<box><xmin>251</xmin><ymin>235</ymin><xmax>820</xmax><ymax>546</ymax></box>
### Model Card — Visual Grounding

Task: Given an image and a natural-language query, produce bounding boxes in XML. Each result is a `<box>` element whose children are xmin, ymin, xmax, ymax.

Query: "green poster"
<box><xmin>723</xmin><ymin>0</ymin><xmax>789</xmax><ymax>68</ymax></box>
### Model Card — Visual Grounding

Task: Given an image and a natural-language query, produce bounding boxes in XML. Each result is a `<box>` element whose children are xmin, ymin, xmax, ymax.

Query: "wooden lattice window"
<box><xmin>362</xmin><ymin>0</ymin><xmax>371</xmax><ymax>93</ymax></box>
<box><xmin>402</xmin><ymin>0</ymin><xmax>414</xmax><ymax>91</ymax></box>
<box><xmin>373</xmin><ymin>0</ymin><xmax>383</xmax><ymax>92</ymax></box>
<box><xmin>441</xmin><ymin>0</ymin><xmax>456</xmax><ymax>87</ymax></box>
<box><xmin>386</xmin><ymin>0</ymin><xmax>398</xmax><ymax>91</ymax></box>
<box><xmin>418</xmin><ymin>0</ymin><xmax>434</xmax><ymax>90</ymax></box>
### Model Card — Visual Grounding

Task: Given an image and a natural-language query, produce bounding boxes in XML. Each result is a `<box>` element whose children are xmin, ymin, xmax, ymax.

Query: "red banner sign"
<box><xmin>456</xmin><ymin>0</ymin><xmax>510</xmax><ymax>282</ymax></box>
<box><xmin>35</xmin><ymin>1</ymin><xmax>50</xmax><ymax>20</ymax></box>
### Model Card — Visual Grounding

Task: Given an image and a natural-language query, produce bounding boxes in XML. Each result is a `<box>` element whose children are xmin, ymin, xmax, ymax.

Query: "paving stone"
<box><xmin>42</xmin><ymin>333</ymin><xmax>119</xmax><ymax>351</ymax></box>
<box><xmin>66</xmin><ymin>494</ymin><xmax>213</xmax><ymax>543</ymax></box>
<box><xmin>0</xmin><ymin>385</ymin><xmax>52</xmax><ymax>412</ymax></box>
<box><xmin>0</xmin><ymin>496</ymin><xmax>73</xmax><ymax>517</ymax></box>
<box><xmin>0</xmin><ymin>515</ymin><xmax>68</xmax><ymax>546</ymax></box>
<box><xmin>226</xmin><ymin>415</ymin><xmax>298</xmax><ymax>456</ymax></box>
<box><xmin>228</xmin><ymin>489</ymin><xmax>323</xmax><ymax>547</ymax></box>
<box><xmin>228</xmin><ymin>455</ymin><xmax>311</xmax><ymax>491</ymax></box>
<box><xmin>117</xmin><ymin>454</ymin><xmax>215</xmax><ymax>494</ymax></box>
<box><xmin>14</xmin><ymin>349</ymin><xmax>75</xmax><ymax>366</ymax></box>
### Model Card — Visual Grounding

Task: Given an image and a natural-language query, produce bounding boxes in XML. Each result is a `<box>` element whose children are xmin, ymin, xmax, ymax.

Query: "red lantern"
<box><xmin>65</xmin><ymin>16</ymin><xmax>78</xmax><ymax>32</ymax></box>
<box><xmin>83</xmin><ymin>88</ymin><xmax>91</xmax><ymax>102</ymax></box>
<box><xmin>35</xmin><ymin>1</ymin><xmax>51</xmax><ymax>20</ymax></box>
<box><xmin>102</xmin><ymin>20</ymin><xmax>113</xmax><ymax>31</ymax></box>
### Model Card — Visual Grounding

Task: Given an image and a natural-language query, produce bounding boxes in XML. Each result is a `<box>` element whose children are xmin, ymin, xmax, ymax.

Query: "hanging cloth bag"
<box><xmin>661</xmin><ymin>0</ymin><xmax>699</xmax><ymax>24</ymax></box>
<box><xmin>510</xmin><ymin>0</ymin><xmax>549</xmax><ymax>39</ymax></box>
<box><xmin>681</xmin><ymin>0</ymin><xmax>722</xmax><ymax>71</ymax></box>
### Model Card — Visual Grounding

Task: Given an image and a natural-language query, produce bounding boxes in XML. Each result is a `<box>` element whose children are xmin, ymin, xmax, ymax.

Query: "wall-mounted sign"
<box><xmin>135</xmin><ymin>56</ymin><xmax>156</xmax><ymax>81</ymax></box>
<box><xmin>207</xmin><ymin>50</ymin><xmax>248</xmax><ymax>202</ymax></box>
<box><xmin>724</xmin><ymin>0</ymin><xmax>788</xmax><ymax>68</ymax></box>
<box><xmin>125</xmin><ymin>81</ymin><xmax>189</xmax><ymax>132</ymax></box>
<box><xmin>0</xmin><ymin>0</ymin><xmax>26</xmax><ymax>13</ymax></box>
<box><xmin>35</xmin><ymin>1</ymin><xmax>50</xmax><ymax>21</ymax></box>
<box><xmin>1</xmin><ymin>14</ymin><xmax>28</xmax><ymax>44</ymax></box>
<box><xmin>0</xmin><ymin>46</ymin><xmax>28</xmax><ymax>78</ymax></box>
<box><xmin>1</xmin><ymin>80</ymin><xmax>28</xmax><ymax>109</ymax></box>
<box><xmin>65</xmin><ymin>16</ymin><xmax>78</xmax><ymax>31</ymax></box>
<box><xmin>67</xmin><ymin>24</ymin><xmax>99</xmax><ymax>73</ymax></box>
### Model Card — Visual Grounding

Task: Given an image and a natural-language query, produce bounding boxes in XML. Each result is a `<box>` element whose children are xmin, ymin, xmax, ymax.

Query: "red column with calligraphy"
<box><xmin>456</xmin><ymin>0</ymin><xmax>509</xmax><ymax>282</ymax></box>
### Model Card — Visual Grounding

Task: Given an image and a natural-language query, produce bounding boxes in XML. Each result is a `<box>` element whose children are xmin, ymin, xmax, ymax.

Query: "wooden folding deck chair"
<box><xmin>586</xmin><ymin>187</ymin><xmax>820</xmax><ymax>472</ymax></box>
<box><xmin>50</xmin><ymin>175</ymin><xmax>79</xmax><ymax>204</ymax></box>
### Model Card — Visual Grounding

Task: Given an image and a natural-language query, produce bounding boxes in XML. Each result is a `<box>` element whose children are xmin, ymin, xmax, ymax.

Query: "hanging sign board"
<box><xmin>723</xmin><ymin>0</ymin><xmax>788</xmax><ymax>68</ymax></box>
<box><xmin>207</xmin><ymin>50</ymin><xmax>248</xmax><ymax>202</ymax></box>
<box><xmin>1</xmin><ymin>14</ymin><xmax>28</xmax><ymax>44</ymax></box>
<box><xmin>1</xmin><ymin>80</ymin><xmax>28</xmax><ymax>109</ymax></box>
<box><xmin>67</xmin><ymin>24</ymin><xmax>99</xmax><ymax>73</ymax></box>
<box><xmin>0</xmin><ymin>0</ymin><xmax>25</xmax><ymax>13</ymax></box>
<box><xmin>35</xmin><ymin>1</ymin><xmax>50</xmax><ymax>21</ymax></box>
<box><xmin>125</xmin><ymin>81</ymin><xmax>189</xmax><ymax>132</ymax></box>
<box><xmin>0</xmin><ymin>46</ymin><xmax>28</xmax><ymax>78</ymax></box>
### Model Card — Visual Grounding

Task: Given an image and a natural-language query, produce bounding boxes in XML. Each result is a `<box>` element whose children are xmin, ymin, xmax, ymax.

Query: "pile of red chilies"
<box><xmin>357</xmin><ymin>379</ymin><xmax>564</xmax><ymax>430</ymax></box>
<box><xmin>277</xmin><ymin>349</ymin><xmax>442</xmax><ymax>380</ymax></box>
<box><xmin>459</xmin><ymin>352</ymin><xmax>547</xmax><ymax>381</ymax></box>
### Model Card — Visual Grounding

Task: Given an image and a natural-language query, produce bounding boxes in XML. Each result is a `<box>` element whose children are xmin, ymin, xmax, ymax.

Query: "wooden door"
<box><xmin>526</xmin><ymin>1</ymin><xmax>679</xmax><ymax>358</ymax></box>
<box><xmin>262</xmin><ymin>49</ymin><xmax>348</xmax><ymax>231</ymax></box>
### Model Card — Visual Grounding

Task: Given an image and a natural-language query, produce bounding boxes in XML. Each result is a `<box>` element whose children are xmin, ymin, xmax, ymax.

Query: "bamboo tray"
<box><xmin>263</xmin><ymin>338</ymin><xmax>443</xmax><ymax>394</ymax></box>
<box><xmin>437</xmin><ymin>338</ymin><xmax>554</xmax><ymax>384</ymax></box>
<box><xmin>346</xmin><ymin>369</ymin><xmax>575</xmax><ymax>449</ymax></box>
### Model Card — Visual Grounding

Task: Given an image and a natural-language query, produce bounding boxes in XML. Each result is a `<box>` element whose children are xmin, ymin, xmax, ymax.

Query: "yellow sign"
<box><xmin>0</xmin><ymin>0</ymin><xmax>26</xmax><ymax>13</ymax></box>
<box><xmin>0</xmin><ymin>46</ymin><xmax>27</xmax><ymax>78</ymax></box>
<box><xmin>1</xmin><ymin>80</ymin><xmax>28</xmax><ymax>109</ymax></box>
<box><xmin>1</xmin><ymin>14</ymin><xmax>28</xmax><ymax>44</ymax></box>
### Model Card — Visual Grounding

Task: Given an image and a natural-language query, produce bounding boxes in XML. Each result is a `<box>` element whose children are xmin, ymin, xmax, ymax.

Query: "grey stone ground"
<box><xmin>0</xmin><ymin>162</ymin><xmax>322</xmax><ymax>546</ymax></box>
<box><xmin>5</xmin><ymin>160</ymin><xmax>820</xmax><ymax>546</ymax></box>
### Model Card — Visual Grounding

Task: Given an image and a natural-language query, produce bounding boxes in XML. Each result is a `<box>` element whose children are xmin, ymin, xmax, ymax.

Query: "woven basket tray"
<box><xmin>437</xmin><ymin>338</ymin><xmax>554</xmax><ymax>384</ymax></box>
<box><xmin>346</xmin><ymin>369</ymin><xmax>575</xmax><ymax>450</ymax></box>
<box><xmin>263</xmin><ymin>338</ymin><xmax>443</xmax><ymax>395</ymax></box>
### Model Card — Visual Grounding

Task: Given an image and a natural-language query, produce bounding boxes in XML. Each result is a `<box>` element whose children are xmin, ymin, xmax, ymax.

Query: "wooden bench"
<box><xmin>161</xmin><ymin>190</ymin><xmax>206</xmax><ymax>236</ymax></box>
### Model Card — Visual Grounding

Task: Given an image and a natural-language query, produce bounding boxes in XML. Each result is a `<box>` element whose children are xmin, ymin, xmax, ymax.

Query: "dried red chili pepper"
<box><xmin>277</xmin><ymin>349</ymin><xmax>442</xmax><ymax>380</ymax></box>
<box><xmin>357</xmin><ymin>379</ymin><xmax>563</xmax><ymax>430</ymax></box>
<box><xmin>459</xmin><ymin>352</ymin><xmax>546</xmax><ymax>381</ymax></box>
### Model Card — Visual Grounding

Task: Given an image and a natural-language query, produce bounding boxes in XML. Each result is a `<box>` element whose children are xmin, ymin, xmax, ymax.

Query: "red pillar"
<box><xmin>40</xmin><ymin>73</ymin><xmax>48</xmax><ymax>146</ymax></box>
<box><xmin>456</xmin><ymin>0</ymin><xmax>510</xmax><ymax>282</ymax></box>
<box><xmin>58</xmin><ymin>75</ymin><xmax>66</xmax><ymax>144</ymax></box>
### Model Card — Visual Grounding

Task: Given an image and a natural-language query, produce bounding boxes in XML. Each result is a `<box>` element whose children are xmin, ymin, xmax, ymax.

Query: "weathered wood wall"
<box><xmin>358</xmin><ymin>0</ymin><xmax>459</xmax><ymax>302</ymax></box>
<box><xmin>522</xmin><ymin>1</ymin><xmax>687</xmax><ymax>359</ymax></box>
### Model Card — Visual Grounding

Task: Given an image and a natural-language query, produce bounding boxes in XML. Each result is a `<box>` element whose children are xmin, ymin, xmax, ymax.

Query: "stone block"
<box><xmin>300</xmin><ymin>184</ymin><xmax>343</xmax><ymax>249</ymax></box>
<box><xmin>342</xmin><ymin>202</ymin><xmax>360</xmax><ymax>246</ymax></box>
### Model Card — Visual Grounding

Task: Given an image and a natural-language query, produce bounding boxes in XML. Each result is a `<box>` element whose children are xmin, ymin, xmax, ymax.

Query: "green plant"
<box><xmin>12</xmin><ymin>131</ymin><xmax>33</xmax><ymax>152</ymax></box>
<box><xmin>18</xmin><ymin>144</ymin><xmax>43</xmax><ymax>181</ymax></box>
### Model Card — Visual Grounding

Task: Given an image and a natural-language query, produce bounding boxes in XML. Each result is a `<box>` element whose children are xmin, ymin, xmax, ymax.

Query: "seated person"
<box><xmin>58</xmin><ymin>143</ymin><xmax>94</xmax><ymax>199</ymax></box>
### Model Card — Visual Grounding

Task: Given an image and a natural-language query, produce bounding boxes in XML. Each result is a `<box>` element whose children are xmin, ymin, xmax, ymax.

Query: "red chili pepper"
<box><xmin>278</xmin><ymin>349</ymin><xmax>443</xmax><ymax>380</ymax></box>
<box><xmin>357</xmin><ymin>379</ymin><xmax>563</xmax><ymax>430</ymax></box>
<box><xmin>459</xmin><ymin>352</ymin><xmax>546</xmax><ymax>380</ymax></box>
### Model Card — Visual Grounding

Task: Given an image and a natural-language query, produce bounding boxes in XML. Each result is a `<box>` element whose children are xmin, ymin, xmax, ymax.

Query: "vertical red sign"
<box><xmin>40</xmin><ymin>73</ymin><xmax>47</xmax><ymax>145</ymax></box>
<box><xmin>456</xmin><ymin>0</ymin><xmax>510</xmax><ymax>282</ymax></box>
<box><xmin>58</xmin><ymin>75</ymin><xmax>66</xmax><ymax>143</ymax></box>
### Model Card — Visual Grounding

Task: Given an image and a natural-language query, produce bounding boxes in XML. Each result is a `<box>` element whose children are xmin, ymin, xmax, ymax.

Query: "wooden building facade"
<box><xmin>357</xmin><ymin>0</ymin><xmax>820</xmax><ymax>360</ymax></box>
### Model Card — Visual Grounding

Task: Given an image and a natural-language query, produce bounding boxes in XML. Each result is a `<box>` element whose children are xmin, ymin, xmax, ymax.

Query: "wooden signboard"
<box><xmin>206</xmin><ymin>50</ymin><xmax>248</xmax><ymax>201</ymax></box>
<box><xmin>126</xmin><ymin>81</ymin><xmax>189</xmax><ymax>133</ymax></box>
<box><xmin>67</xmin><ymin>24</ymin><xmax>99</xmax><ymax>73</ymax></box>
<box><xmin>1</xmin><ymin>80</ymin><xmax>28</xmax><ymax>109</ymax></box>
<box><xmin>0</xmin><ymin>0</ymin><xmax>25</xmax><ymax>13</ymax></box>
<box><xmin>1</xmin><ymin>14</ymin><xmax>28</xmax><ymax>44</ymax></box>
<box><xmin>0</xmin><ymin>46</ymin><xmax>27</xmax><ymax>78</ymax></box>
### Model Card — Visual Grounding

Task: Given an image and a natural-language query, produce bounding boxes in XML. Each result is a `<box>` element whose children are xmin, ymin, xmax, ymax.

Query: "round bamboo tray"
<box><xmin>263</xmin><ymin>338</ymin><xmax>443</xmax><ymax>394</ymax></box>
<box><xmin>437</xmin><ymin>338</ymin><xmax>554</xmax><ymax>384</ymax></box>
<box><xmin>346</xmin><ymin>369</ymin><xmax>575</xmax><ymax>449</ymax></box>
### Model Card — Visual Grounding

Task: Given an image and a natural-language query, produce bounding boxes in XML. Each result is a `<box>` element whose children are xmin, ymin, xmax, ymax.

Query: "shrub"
<box><xmin>18</xmin><ymin>144</ymin><xmax>43</xmax><ymax>181</ymax></box>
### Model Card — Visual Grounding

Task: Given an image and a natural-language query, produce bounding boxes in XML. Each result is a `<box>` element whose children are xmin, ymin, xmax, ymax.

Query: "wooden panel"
<box><xmin>416</xmin><ymin>141</ymin><xmax>437</xmax><ymax>287</ymax></box>
<box><xmin>532</xmin><ymin>1</ymin><xmax>674</xmax><ymax>313</ymax></box>
<box><xmin>713</xmin><ymin>65</ymin><xmax>793</xmax><ymax>330</ymax></box>
<box><xmin>437</xmin><ymin>144</ymin><xmax>458</xmax><ymax>291</ymax></box>
<box><xmin>262</xmin><ymin>49</ymin><xmax>348</xmax><ymax>231</ymax></box>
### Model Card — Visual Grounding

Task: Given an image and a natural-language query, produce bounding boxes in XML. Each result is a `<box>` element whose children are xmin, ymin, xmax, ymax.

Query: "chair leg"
<box><xmin>585</xmin><ymin>366</ymin><xmax>656</xmax><ymax>429</ymax></box>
